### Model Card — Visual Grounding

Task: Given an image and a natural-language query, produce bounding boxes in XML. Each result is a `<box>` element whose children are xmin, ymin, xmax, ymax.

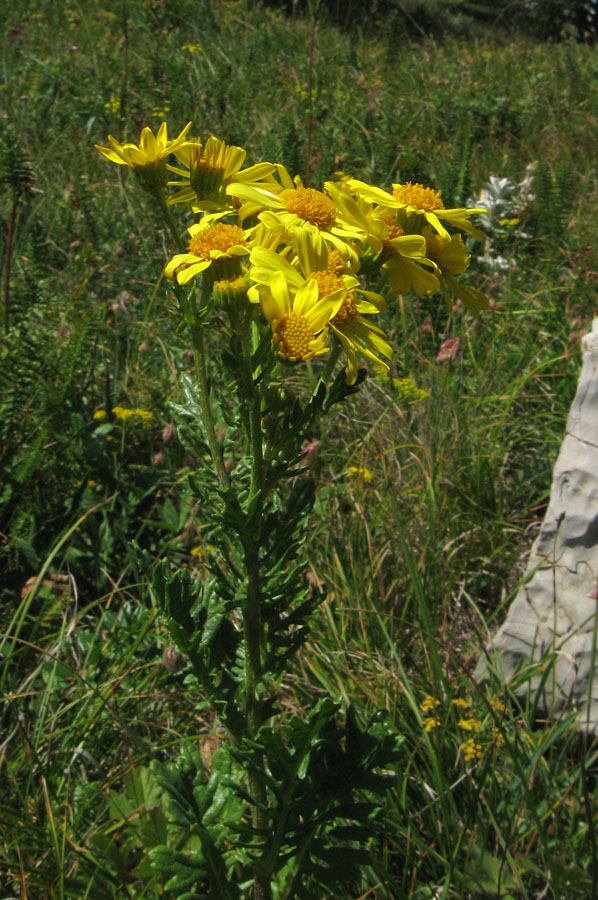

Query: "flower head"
<box><xmin>347</xmin><ymin>178</ymin><xmax>485</xmax><ymax>242</ymax></box>
<box><xmin>168</xmin><ymin>135</ymin><xmax>276</xmax><ymax>212</ymax></box>
<box><xmin>164</xmin><ymin>216</ymin><xmax>249</xmax><ymax>286</ymax></box>
<box><xmin>95</xmin><ymin>122</ymin><xmax>191</xmax><ymax>190</ymax></box>
<box><xmin>249</xmin><ymin>230</ymin><xmax>389</xmax><ymax>382</ymax></box>
<box><xmin>228</xmin><ymin>166</ymin><xmax>364</xmax><ymax>264</ymax></box>
<box><xmin>325</xmin><ymin>181</ymin><xmax>439</xmax><ymax>296</ymax></box>
<box><xmin>260</xmin><ymin>271</ymin><xmax>344</xmax><ymax>363</ymax></box>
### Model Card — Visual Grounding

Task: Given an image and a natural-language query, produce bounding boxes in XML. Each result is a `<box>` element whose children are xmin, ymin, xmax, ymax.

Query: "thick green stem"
<box><xmin>238</xmin><ymin>317</ymin><xmax>272</xmax><ymax>900</ymax></box>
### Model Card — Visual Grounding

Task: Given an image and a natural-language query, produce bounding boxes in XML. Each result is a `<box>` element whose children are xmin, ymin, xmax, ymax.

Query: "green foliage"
<box><xmin>0</xmin><ymin>126</ymin><xmax>35</xmax><ymax>196</ymax></box>
<box><xmin>528</xmin><ymin>157</ymin><xmax>578</xmax><ymax>245</ymax></box>
<box><xmin>151</xmin><ymin>701</ymin><xmax>402</xmax><ymax>899</ymax></box>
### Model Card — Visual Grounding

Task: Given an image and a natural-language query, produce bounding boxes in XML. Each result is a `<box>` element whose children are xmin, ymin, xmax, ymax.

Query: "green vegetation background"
<box><xmin>2</xmin><ymin>0</ymin><xmax>598</xmax><ymax>897</ymax></box>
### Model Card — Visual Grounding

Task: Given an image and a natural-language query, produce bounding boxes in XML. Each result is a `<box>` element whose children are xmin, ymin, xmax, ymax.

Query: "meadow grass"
<box><xmin>2</xmin><ymin>0</ymin><xmax>598</xmax><ymax>897</ymax></box>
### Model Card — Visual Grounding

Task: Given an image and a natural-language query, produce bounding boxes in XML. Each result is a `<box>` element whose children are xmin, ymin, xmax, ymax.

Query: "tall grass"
<box><xmin>2</xmin><ymin>1</ymin><xmax>598</xmax><ymax>896</ymax></box>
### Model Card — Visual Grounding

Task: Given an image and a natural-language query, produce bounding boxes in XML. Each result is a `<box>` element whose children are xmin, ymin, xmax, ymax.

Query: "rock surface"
<box><xmin>479</xmin><ymin>318</ymin><xmax>598</xmax><ymax>732</ymax></box>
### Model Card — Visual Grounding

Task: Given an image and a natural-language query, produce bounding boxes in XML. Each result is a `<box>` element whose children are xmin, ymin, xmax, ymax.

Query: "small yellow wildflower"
<box><xmin>152</xmin><ymin>102</ymin><xmax>172</xmax><ymax>119</ymax></box>
<box><xmin>93</xmin><ymin>409</ymin><xmax>107</xmax><ymax>421</ymax></box>
<box><xmin>260</xmin><ymin>271</ymin><xmax>343</xmax><ymax>363</ymax></box>
<box><xmin>112</xmin><ymin>406</ymin><xmax>134</xmax><ymax>422</ymax></box>
<box><xmin>345</xmin><ymin>466</ymin><xmax>373</xmax><ymax>483</ymax></box>
<box><xmin>104</xmin><ymin>95</ymin><xmax>120</xmax><ymax>114</ymax></box>
<box><xmin>168</xmin><ymin>135</ymin><xmax>276</xmax><ymax>211</ymax></box>
<box><xmin>421</xmin><ymin>695</ymin><xmax>441</xmax><ymax>713</ymax></box>
<box><xmin>164</xmin><ymin>219</ymin><xmax>249</xmax><ymax>286</ymax></box>
<box><xmin>423</xmin><ymin>716</ymin><xmax>441</xmax><ymax>732</ymax></box>
<box><xmin>458</xmin><ymin>717</ymin><xmax>483</xmax><ymax>732</ymax></box>
<box><xmin>451</xmin><ymin>698</ymin><xmax>470</xmax><ymax>709</ymax></box>
<box><xmin>181</xmin><ymin>42</ymin><xmax>202</xmax><ymax>53</ymax></box>
<box><xmin>190</xmin><ymin>544</ymin><xmax>217</xmax><ymax>560</ymax></box>
<box><xmin>393</xmin><ymin>377</ymin><xmax>429</xmax><ymax>404</ymax></box>
<box><xmin>460</xmin><ymin>738</ymin><xmax>484</xmax><ymax>762</ymax></box>
<box><xmin>134</xmin><ymin>408</ymin><xmax>153</xmax><ymax>427</ymax></box>
<box><xmin>347</xmin><ymin>178</ymin><xmax>485</xmax><ymax>242</ymax></box>
<box><xmin>213</xmin><ymin>275</ymin><xmax>250</xmax><ymax>306</ymax></box>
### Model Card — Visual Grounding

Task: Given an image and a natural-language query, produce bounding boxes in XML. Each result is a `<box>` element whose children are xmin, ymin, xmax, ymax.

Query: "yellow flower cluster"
<box><xmin>460</xmin><ymin>738</ymin><xmax>484</xmax><ymax>762</ymax></box>
<box><xmin>96</xmin><ymin>122</ymin><xmax>489</xmax><ymax>384</ymax></box>
<box><xmin>423</xmin><ymin>716</ymin><xmax>441</xmax><ymax>732</ymax></box>
<box><xmin>393</xmin><ymin>377</ymin><xmax>430</xmax><ymax>404</ymax></box>
<box><xmin>104</xmin><ymin>95</ymin><xmax>120</xmax><ymax>115</ymax></box>
<box><xmin>421</xmin><ymin>694</ymin><xmax>441</xmax><ymax>713</ymax></box>
<box><xmin>152</xmin><ymin>101</ymin><xmax>172</xmax><ymax>119</ymax></box>
<box><xmin>419</xmin><ymin>691</ymin><xmax>507</xmax><ymax>765</ymax></box>
<box><xmin>94</xmin><ymin>407</ymin><xmax>153</xmax><ymax>427</ymax></box>
<box><xmin>457</xmin><ymin>717</ymin><xmax>483</xmax><ymax>732</ymax></box>
<box><xmin>344</xmin><ymin>466</ymin><xmax>373</xmax><ymax>483</ymax></box>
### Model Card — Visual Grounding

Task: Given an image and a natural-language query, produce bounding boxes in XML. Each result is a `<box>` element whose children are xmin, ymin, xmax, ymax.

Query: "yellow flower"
<box><xmin>164</xmin><ymin>216</ymin><xmax>249</xmax><ymax>286</ymax></box>
<box><xmin>260</xmin><ymin>271</ymin><xmax>344</xmax><ymax>363</ymax></box>
<box><xmin>134</xmin><ymin>408</ymin><xmax>153</xmax><ymax>427</ymax></box>
<box><xmin>460</xmin><ymin>738</ymin><xmax>484</xmax><ymax>762</ymax></box>
<box><xmin>393</xmin><ymin>377</ymin><xmax>429</xmax><ymax>404</ymax></box>
<box><xmin>93</xmin><ymin>409</ymin><xmax>107</xmax><ymax>421</ymax></box>
<box><xmin>491</xmin><ymin>724</ymin><xmax>504</xmax><ymax>747</ymax></box>
<box><xmin>345</xmin><ymin>466</ymin><xmax>373</xmax><ymax>483</ymax></box>
<box><xmin>104</xmin><ymin>95</ymin><xmax>120</xmax><ymax>114</ymax></box>
<box><xmin>423</xmin><ymin>227</ymin><xmax>490</xmax><ymax>314</ymax></box>
<box><xmin>420</xmin><ymin>695</ymin><xmax>441</xmax><ymax>713</ymax></box>
<box><xmin>458</xmin><ymin>717</ymin><xmax>483</xmax><ymax>732</ymax></box>
<box><xmin>346</xmin><ymin>178</ymin><xmax>485</xmax><ymax>242</ymax></box>
<box><xmin>423</xmin><ymin>716</ymin><xmax>440</xmax><ymax>732</ymax></box>
<box><xmin>325</xmin><ymin>181</ymin><xmax>439</xmax><ymax>296</ymax></box>
<box><xmin>250</xmin><ymin>231</ymin><xmax>390</xmax><ymax>384</ymax></box>
<box><xmin>228</xmin><ymin>165</ymin><xmax>364</xmax><ymax>263</ymax></box>
<box><xmin>168</xmin><ymin>135</ymin><xmax>276</xmax><ymax>212</ymax></box>
<box><xmin>112</xmin><ymin>406</ymin><xmax>134</xmax><ymax>422</ymax></box>
<box><xmin>213</xmin><ymin>275</ymin><xmax>250</xmax><ymax>307</ymax></box>
<box><xmin>451</xmin><ymin>697</ymin><xmax>471</xmax><ymax>709</ymax></box>
<box><xmin>95</xmin><ymin>121</ymin><xmax>191</xmax><ymax>190</ymax></box>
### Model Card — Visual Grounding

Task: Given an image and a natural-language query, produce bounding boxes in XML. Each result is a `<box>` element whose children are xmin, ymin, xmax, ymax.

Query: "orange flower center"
<box><xmin>392</xmin><ymin>182</ymin><xmax>444</xmax><ymax>211</ymax></box>
<box><xmin>280</xmin><ymin>187</ymin><xmax>337</xmax><ymax>228</ymax></box>
<box><xmin>188</xmin><ymin>224</ymin><xmax>245</xmax><ymax>259</ymax></box>
<box><xmin>273</xmin><ymin>313</ymin><xmax>313</xmax><ymax>361</ymax></box>
<box><xmin>333</xmin><ymin>293</ymin><xmax>357</xmax><ymax>326</ymax></box>
<box><xmin>310</xmin><ymin>270</ymin><xmax>345</xmax><ymax>299</ymax></box>
<box><xmin>380</xmin><ymin>216</ymin><xmax>405</xmax><ymax>242</ymax></box>
<box><xmin>310</xmin><ymin>269</ymin><xmax>356</xmax><ymax>326</ymax></box>
<box><xmin>325</xmin><ymin>249</ymin><xmax>346</xmax><ymax>274</ymax></box>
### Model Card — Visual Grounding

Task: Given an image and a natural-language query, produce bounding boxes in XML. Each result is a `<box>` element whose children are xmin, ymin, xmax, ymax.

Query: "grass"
<box><xmin>2</xmin><ymin>0</ymin><xmax>598</xmax><ymax>897</ymax></box>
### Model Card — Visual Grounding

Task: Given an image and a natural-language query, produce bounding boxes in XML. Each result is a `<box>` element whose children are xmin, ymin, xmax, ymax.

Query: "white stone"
<box><xmin>479</xmin><ymin>318</ymin><xmax>598</xmax><ymax>732</ymax></box>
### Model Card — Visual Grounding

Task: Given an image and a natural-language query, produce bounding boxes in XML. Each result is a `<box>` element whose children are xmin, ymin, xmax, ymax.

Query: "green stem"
<box><xmin>315</xmin><ymin>338</ymin><xmax>342</xmax><ymax>393</ymax></box>
<box><xmin>238</xmin><ymin>315</ymin><xmax>271</xmax><ymax>900</ymax></box>
<box><xmin>153</xmin><ymin>188</ymin><xmax>229</xmax><ymax>491</ymax></box>
<box><xmin>189</xmin><ymin>321</ymin><xmax>230</xmax><ymax>492</ymax></box>
<box><xmin>155</xmin><ymin>186</ymin><xmax>186</xmax><ymax>253</ymax></box>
